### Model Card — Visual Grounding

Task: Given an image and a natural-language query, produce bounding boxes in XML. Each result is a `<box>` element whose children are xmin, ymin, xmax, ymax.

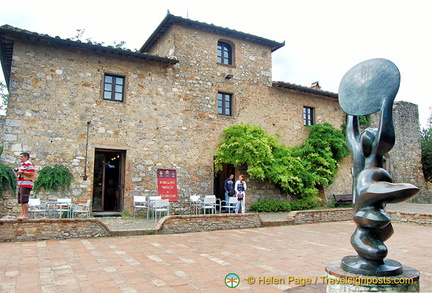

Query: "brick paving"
<box><xmin>0</xmin><ymin>219</ymin><xmax>431</xmax><ymax>292</ymax></box>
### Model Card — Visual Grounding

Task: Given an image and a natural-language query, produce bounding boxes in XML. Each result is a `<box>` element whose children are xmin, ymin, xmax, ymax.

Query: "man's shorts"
<box><xmin>18</xmin><ymin>187</ymin><xmax>32</xmax><ymax>204</ymax></box>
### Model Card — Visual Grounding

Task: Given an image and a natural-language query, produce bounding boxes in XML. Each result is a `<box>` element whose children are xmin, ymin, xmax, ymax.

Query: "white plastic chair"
<box><xmin>221</xmin><ymin>196</ymin><xmax>238</xmax><ymax>214</ymax></box>
<box><xmin>147</xmin><ymin>196</ymin><xmax>162</xmax><ymax>219</ymax></box>
<box><xmin>189</xmin><ymin>195</ymin><xmax>201</xmax><ymax>214</ymax></box>
<box><xmin>132</xmin><ymin>196</ymin><xmax>147</xmax><ymax>218</ymax></box>
<box><xmin>56</xmin><ymin>198</ymin><xmax>72</xmax><ymax>218</ymax></box>
<box><xmin>153</xmin><ymin>199</ymin><xmax>170</xmax><ymax>222</ymax></box>
<box><xmin>201</xmin><ymin>195</ymin><xmax>217</xmax><ymax>214</ymax></box>
<box><xmin>28</xmin><ymin>198</ymin><xmax>45</xmax><ymax>218</ymax></box>
<box><xmin>207</xmin><ymin>195</ymin><xmax>221</xmax><ymax>213</ymax></box>
<box><xmin>72</xmin><ymin>199</ymin><xmax>91</xmax><ymax>218</ymax></box>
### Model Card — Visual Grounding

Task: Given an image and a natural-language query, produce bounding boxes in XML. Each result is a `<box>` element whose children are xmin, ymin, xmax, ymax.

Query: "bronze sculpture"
<box><xmin>338</xmin><ymin>58</ymin><xmax>419</xmax><ymax>276</ymax></box>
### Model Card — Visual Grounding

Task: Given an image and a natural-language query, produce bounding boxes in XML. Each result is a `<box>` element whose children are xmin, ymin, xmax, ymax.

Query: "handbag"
<box><xmin>24</xmin><ymin>170</ymin><xmax>39</xmax><ymax>181</ymax></box>
<box><xmin>228</xmin><ymin>190</ymin><xmax>235</xmax><ymax>196</ymax></box>
<box><xmin>237</xmin><ymin>192</ymin><xmax>244</xmax><ymax>200</ymax></box>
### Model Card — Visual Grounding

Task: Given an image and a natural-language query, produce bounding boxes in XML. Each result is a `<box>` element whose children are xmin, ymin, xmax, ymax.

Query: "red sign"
<box><xmin>157</xmin><ymin>169</ymin><xmax>178</xmax><ymax>202</ymax></box>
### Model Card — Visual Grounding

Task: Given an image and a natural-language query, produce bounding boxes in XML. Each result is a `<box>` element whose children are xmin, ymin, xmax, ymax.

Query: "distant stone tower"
<box><xmin>372</xmin><ymin>101</ymin><xmax>429</xmax><ymax>202</ymax></box>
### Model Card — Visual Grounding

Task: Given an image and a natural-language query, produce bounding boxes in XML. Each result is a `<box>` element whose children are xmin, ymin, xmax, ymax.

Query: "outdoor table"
<box><xmin>44</xmin><ymin>201</ymin><xmax>72</xmax><ymax>218</ymax></box>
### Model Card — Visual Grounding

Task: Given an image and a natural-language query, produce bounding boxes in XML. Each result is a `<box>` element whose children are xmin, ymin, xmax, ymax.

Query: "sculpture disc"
<box><xmin>338</xmin><ymin>58</ymin><xmax>400</xmax><ymax>116</ymax></box>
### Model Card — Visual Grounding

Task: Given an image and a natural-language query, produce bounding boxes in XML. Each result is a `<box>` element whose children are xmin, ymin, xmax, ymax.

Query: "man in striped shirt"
<box><xmin>16</xmin><ymin>152</ymin><xmax>35</xmax><ymax>220</ymax></box>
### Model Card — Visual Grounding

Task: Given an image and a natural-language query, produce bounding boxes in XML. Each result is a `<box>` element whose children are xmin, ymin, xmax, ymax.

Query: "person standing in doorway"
<box><xmin>15</xmin><ymin>152</ymin><xmax>35</xmax><ymax>220</ymax></box>
<box><xmin>235</xmin><ymin>174</ymin><xmax>247</xmax><ymax>214</ymax></box>
<box><xmin>224</xmin><ymin>174</ymin><xmax>235</xmax><ymax>212</ymax></box>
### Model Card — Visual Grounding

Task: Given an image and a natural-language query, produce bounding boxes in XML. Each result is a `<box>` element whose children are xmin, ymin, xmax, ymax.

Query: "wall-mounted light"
<box><xmin>225</xmin><ymin>74</ymin><xmax>234</xmax><ymax>79</ymax></box>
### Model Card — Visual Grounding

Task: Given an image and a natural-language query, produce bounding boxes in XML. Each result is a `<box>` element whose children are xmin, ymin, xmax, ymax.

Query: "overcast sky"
<box><xmin>1</xmin><ymin>0</ymin><xmax>430</xmax><ymax>127</ymax></box>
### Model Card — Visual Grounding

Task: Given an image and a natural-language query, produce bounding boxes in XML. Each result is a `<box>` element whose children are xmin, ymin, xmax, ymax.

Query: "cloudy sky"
<box><xmin>1</xmin><ymin>0</ymin><xmax>430</xmax><ymax>127</ymax></box>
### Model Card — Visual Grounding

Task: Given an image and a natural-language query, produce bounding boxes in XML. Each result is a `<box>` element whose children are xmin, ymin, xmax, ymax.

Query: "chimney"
<box><xmin>311</xmin><ymin>81</ymin><xmax>321</xmax><ymax>90</ymax></box>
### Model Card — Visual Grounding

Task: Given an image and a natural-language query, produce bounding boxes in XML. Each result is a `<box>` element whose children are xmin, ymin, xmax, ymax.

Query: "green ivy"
<box><xmin>0</xmin><ymin>163</ymin><xmax>17</xmax><ymax>198</ymax></box>
<box><xmin>34</xmin><ymin>165</ymin><xmax>73</xmax><ymax>193</ymax></box>
<box><xmin>214</xmin><ymin>122</ymin><xmax>349</xmax><ymax>199</ymax></box>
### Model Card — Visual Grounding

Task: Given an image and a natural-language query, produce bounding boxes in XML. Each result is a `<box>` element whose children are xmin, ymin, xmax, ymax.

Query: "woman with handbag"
<box><xmin>235</xmin><ymin>174</ymin><xmax>247</xmax><ymax>213</ymax></box>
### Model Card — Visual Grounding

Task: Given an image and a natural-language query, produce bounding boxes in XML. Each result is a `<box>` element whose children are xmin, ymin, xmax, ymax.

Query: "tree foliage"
<box><xmin>0</xmin><ymin>81</ymin><xmax>8</xmax><ymax>114</ymax></box>
<box><xmin>214</xmin><ymin>122</ymin><xmax>349</xmax><ymax>198</ymax></box>
<box><xmin>421</xmin><ymin>114</ymin><xmax>432</xmax><ymax>181</ymax></box>
<box><xmin>71</xmin><ymin>28</ymin><xmax>126</xmax><ymax>49</ymax></box>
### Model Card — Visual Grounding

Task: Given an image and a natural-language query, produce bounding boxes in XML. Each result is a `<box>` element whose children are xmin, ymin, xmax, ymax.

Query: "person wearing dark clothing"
<box><xmin>224</xmin><ymin>174</ymin><xmax>235</xmax><ymax>212</ymax></box>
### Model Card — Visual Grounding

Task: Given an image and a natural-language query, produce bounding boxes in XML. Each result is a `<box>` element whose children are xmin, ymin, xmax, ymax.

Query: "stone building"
<box><xmin>0</xmin><ymin>13</ymin><xmax>426</xmax><ymax>215</ymax></box>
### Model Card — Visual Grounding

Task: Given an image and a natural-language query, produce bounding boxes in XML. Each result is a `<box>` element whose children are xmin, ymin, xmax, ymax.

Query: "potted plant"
<box><xmin>0</xmin><ymin>162</ymin><xmax>17</xmax><ymax>198</ymax></box>
<box><xmin>34</xmin><ymin>164</ymin><xmax>72</xmax><ymax>194</ymax></box>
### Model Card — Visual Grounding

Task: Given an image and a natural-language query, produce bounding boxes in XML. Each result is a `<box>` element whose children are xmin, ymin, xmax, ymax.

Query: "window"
<box><xmin>217</xmin><ymin>41</ymin><xmax>232</xmax><ymax>65</ymax></box>
<box><xmin>103</xmin><ymin>74</ymin><xmax>125</xmax><ymax>102</ymax></box>
<box><xmin>218</xmin><ymin>92</ymin><xmax>232</xmax><ymax>116</ymax></box>
<box><xmin>303</xmin><ymin>107</ymin><xmax>314</xmax><ymax>126</ymax></box>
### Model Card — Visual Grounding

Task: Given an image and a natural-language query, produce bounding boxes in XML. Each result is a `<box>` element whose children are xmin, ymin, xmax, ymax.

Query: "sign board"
<box><xmin>157</xmin><ymin>169</ymin><xmax>178</xmax><ymax>202</ymax></box>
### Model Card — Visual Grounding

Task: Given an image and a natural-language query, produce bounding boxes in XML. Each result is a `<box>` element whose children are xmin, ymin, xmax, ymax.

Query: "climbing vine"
<box><xmin>214</xmin><ymin>122</ymin><xmax>349</xmax><ymax>199</ymax></box>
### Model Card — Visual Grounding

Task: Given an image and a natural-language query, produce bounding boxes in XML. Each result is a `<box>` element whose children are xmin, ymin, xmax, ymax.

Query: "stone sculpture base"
<box><xmin>325</xmin><ymin>262</ymin><xmax>419</xmax><ymax>292</ymax></box>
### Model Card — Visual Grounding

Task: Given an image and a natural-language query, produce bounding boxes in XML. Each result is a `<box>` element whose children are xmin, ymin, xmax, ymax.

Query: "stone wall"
<box><xmin>155</xmin><ymin>213</ymin><xmax>263</xmax><ymax>234</ymax></box>
<box><xmin>388</xmin><ymin>211</ymin><xmax>432</xmax><ymax>226</ymax></box>
<box><xmin>2</xmin><ymin>209</ymin><xmax>432</xmax><ymax>242</ymax></box>
<box><xmin>0</xmin><ymin>218</ymin><xmax>109</xmax><ymax>242</ymax></box>
<box><xmin>0</xmin><ymin>214</ymin><xmax>263</xmax><ymax>242</ymax></box>
<box><xmin>0</xmin><ymin>115</ymin><xmax>5</xmax><ymax>142</ymax></box>
<box><xmin>289</xmin><ymin>208</ymin><xmax>354</xmax><ymax>224</ymax></box>
<box><xmin>0</xmin><ymin>193</ymin><xmax>20</xmax><ymax>217</ymax></box>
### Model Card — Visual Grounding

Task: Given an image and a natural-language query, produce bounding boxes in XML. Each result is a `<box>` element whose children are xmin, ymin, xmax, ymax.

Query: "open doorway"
<box><xmin>214</xmin><ymin>163</ymin><xmax>235</xmax><ymax>202</ymax></box>
<box><xmin>92</xmin><ymin>149</ymin><xmax>125</xmax><ymax>212</ymax></box>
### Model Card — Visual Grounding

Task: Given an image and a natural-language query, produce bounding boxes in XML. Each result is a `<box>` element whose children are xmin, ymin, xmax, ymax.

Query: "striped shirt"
<box><xmin>18</xmin><ymin>160</ymin><xmax>35</xmax><ymax>188</ymax></box>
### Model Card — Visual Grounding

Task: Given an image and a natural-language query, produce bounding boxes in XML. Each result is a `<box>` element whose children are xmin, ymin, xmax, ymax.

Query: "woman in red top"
<box><xmin>16</xmin><ymin>152</ymin><xmax>35</xmax><ymax>220</ymax></box>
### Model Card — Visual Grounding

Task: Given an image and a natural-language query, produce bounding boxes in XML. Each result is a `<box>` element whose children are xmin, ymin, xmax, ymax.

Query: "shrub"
<box><xmin>0</xmin><ymin>163</ymin><xmax>17</xmax><ymax>198</ymax></box>
<box><xmin>34</xmin><ymin>165</ymin><xmax>73</xmax><ymax>193</ymax></box>
<box><xmin>290</xmin><ymin>196</ymin><xmax>320</xmax><ymax>211</ymax></box>
<box><xmin>249</xmin><ymin>199</ymin><xmax>291</xmax><ymax>213</ymax></box>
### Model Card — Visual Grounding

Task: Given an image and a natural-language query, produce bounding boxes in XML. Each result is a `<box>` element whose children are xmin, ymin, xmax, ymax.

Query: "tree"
<box><xmin>421</xmin><ymin>110</ymin><xmax>432</xmax><ymax>181</ymax></box>
<box><xmin>0</xmin><ymin>81</ymin><xmax>8</xmax><ymax>114</ymax></box>
<box><xmin>71</xmin><ymin>29</ymin><xmax>126</xmax><ymax>49</ymax></box>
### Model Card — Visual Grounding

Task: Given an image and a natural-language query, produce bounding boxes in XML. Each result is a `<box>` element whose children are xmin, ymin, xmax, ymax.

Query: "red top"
<box><xmin>18</xmin><ymin>160</ymin><xmax>35</xmax><ymax>188</ymax></box>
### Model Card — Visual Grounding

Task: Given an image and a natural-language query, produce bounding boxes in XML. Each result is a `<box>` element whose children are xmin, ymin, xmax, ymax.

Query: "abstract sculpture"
<box><xmin>338</xmin><ymin>58</ymin><xmax>420</xmax><ymax>276</ymax></box>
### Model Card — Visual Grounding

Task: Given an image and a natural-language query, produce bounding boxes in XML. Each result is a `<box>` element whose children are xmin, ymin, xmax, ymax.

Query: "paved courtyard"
<box><xmin>0</xmin><ymin>220</ymin><xmax>431</xmax><ymax>292</ymax></box>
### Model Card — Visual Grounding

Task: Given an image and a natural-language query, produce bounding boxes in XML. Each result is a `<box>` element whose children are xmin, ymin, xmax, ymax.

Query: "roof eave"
<box><xmin>272</xmin><ymin>81</ymin><xmax>338</xmax><ymax>99</ymax></box>
<box><xmin>140</xmin><ymin>13</ymin><xmax>285</xmax><ymax>53</ymax></box>
<box><xmin>0</xmin><ymin>24</ymin><xmax>179</xmax><ymax>86</ymax></box>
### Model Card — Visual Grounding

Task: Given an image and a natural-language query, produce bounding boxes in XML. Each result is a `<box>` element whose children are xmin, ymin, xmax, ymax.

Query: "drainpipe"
<box><xmin>83</xmin><ymin>121</ymin><xmax>91</xmax><ymax>180</ymax></box>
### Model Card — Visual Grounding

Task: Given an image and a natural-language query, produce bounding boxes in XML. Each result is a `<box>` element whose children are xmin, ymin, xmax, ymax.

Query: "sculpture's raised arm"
<box><xmin>375</xmin><ymin>98</ymin><xmax>395</xmax><ymax>158</ymax></box>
